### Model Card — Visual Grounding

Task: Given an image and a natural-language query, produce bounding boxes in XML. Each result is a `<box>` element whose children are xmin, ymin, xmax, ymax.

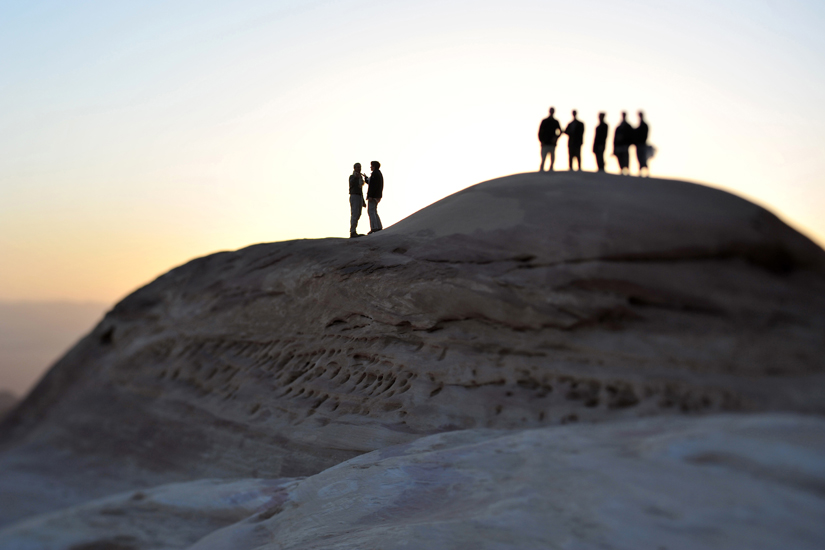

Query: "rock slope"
<box><xmin>0</xmin><ymin>391</ymin><xmax>16</xmax><ymax>420</ymax></box>
<box><xmin>1</xmin><ymin>171</ymin><xmax>824</xmax><ymax>527</ymax></box>
<box><xmin>2</xmin><ymin>414</ymin><xmax>824</xmax><ymax>549</ymax></box>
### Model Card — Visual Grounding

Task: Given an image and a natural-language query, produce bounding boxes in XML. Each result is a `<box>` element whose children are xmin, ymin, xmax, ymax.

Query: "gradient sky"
<box><xmin>2</xmin><ymin>0</ymin><xmax>824</xmax><ymax>305</ymax></box>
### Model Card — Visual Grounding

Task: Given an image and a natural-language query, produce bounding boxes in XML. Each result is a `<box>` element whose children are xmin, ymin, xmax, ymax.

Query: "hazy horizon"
<box><xmin>0</xmin><ymin>300</ymin><xmax>109</xmax><ymax>396</ymax></box>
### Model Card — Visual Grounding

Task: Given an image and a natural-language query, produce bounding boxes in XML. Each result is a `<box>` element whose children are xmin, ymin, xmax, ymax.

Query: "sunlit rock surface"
<box><xmin>0</xmin><ymin>478</ymin><xmax>298</xmax><ymax>550</ymax></box>
<box><xmin>1</xmin><ymin>172</ymin><xmax>823</xmax><ymax>535</ymax></box>
<box><xmin>2</xmin><ymin>415</ymin><xmax>823</xmax><ymax>549</ymax></box>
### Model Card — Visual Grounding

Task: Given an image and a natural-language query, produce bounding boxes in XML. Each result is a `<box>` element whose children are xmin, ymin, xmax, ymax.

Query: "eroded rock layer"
<box><xmin>1</xmin><ymin>172</ymin><xmax>824</xmax><ymax>525</ymax></box>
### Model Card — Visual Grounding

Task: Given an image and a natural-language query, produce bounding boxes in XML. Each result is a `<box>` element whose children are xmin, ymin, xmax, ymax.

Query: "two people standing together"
<box><xmin>539</xmin><ymin>108</ymin><xmax>650</xmax><ymax>176</ymax></box>
<box><xmin>539</xmin><ymin>108</ymin><xmax>586</xmax><ymax>173</ymax></box>
<box><xmin>609</xmin><ymin>111</ymin><xmax>649</xmax><ymax>176</ymax></box>
<box><xmin>349</xmin><ymin>161</ymin><xmax>383</xmax><ymax>238</ymax></box>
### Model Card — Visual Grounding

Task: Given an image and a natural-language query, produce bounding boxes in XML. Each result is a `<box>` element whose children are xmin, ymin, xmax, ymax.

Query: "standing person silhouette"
<box><xmin>635</xmin><ymin>111</ymin><xmax>650</xmax><ymax>177</ymax></box>
<box><xmin>593</xmin><ymin>112</ymin><xmax>608</xmax><ymax>172</ymax></box>
<box><xmin>613</xmin><ymin>111</ymin><xmax>633</xmax><ymax>175</ymax></box>
<box><xmin>564</xmin><ymin>110</ymin><xmax>585</xmax><ymax>171</ymax></box>
<box><xmin>538</xmin><ymin>107</ymin><xmax>562</xmax><ymax>172</ymax></box>
<box><xmin>348</xmin><ymin>163</ymin><xmax>366</xmax><ymax>238</ymax></box>
<box><xmin>364</xmin><ymin>161</ymin><xmax>383</xmax><ymax>234</ymax></box>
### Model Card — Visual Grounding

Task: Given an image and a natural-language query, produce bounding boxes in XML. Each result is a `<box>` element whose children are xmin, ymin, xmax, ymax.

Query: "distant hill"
<box><xmin>0</xmin><ymin>301</ymin><xmax>109</xmax><ymax>395</ymax></box>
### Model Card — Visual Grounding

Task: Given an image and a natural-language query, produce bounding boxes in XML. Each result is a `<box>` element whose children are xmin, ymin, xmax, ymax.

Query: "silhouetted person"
<box><xmin>365</xmin><ymin>160</ymin><xmax>383</xmax><ymax>234</ymax></box>
<box><xmin>613</xmin><ymin>111</ymin><xmax>633</xmax><ymax>175</ymax></box>
<box><xmin>538</xmin><ymin>107</ymin><xmax>562</xmax><ymax>172</ymax></box>
<box><xmin>635</xmin><ymin>111</ymin><xmax>650</xmax><ymax>177</ymax></box>
<box><xmin>593</xmin><ymin>112</ymin><xmax>608</xmax><ymax>172</ymax></box>
<box><xmin>349</xmin><ymin>163</ymin><xmax>367</xmax><ymax>238</ymax></box>
<box><xmin>564</xmin><ymin>110</ymin><xmax>585</xmax><ymax>171</ymax></box>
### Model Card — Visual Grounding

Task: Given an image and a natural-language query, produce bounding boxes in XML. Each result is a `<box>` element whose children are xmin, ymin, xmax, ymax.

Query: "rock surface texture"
<box><xmin>0</xmin><ymin>172</ymin><xmax>823</xmax><ymax>546</ymax></box>
<box><xmin>3</xmin><ymin>414</ymin><xmax>824</xmax><ymax>550</ymax></box>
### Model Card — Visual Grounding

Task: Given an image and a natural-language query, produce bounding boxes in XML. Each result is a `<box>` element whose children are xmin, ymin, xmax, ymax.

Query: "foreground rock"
<box><xmin>0</xmin><ymin>478</ymin><xmax>298</xmax><ymax>550</ymax></box>
<box><xmin>1</xmin><ymin>172</ymin><xmax>824</xmax><ymax>526</ymax></box>
<box><xmin>2</xmin><ymin>414</ymin><xmax>823</xmax><ymax>549</ymax></box>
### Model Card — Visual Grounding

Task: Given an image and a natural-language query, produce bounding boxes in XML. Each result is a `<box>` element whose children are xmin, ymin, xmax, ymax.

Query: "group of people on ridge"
<box><xmin>348</xmin><ymin>161</ymin><xmax>383</xmax><ymax>238</ymax></box>
<box><xmin>538</xmin><ymin>108</ymin><xmax>650</xmax><ymax>176</ymax></box>
<box><xmin>347</xmin><ymin>110</ymin><xmax>651</xmax><ymax>237</ymax></box>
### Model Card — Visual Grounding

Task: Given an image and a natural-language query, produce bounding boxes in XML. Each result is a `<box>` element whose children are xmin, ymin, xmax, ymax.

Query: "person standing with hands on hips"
<box><xmin>364</xmin><ymin>160</ymin><xmax>383</xmax><ymax>234</ymax></box>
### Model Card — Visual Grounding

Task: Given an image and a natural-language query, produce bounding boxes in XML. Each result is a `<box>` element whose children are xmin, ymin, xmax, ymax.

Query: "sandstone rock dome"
<box><xmin>1</xmin><ymin>172</ymin><xmax>824</xmax><ymax>547</ymax></box>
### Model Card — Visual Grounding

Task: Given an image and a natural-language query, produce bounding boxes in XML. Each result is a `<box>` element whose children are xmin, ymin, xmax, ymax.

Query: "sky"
<box><xmin>1</xmin><ymin>0</ymin><xmax>824</xmax><ymax>306</ymax></box>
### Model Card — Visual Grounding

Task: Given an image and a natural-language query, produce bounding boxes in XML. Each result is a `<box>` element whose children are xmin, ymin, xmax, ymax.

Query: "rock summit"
<box><xmin>1</xmin><ymin>171</ymin><xmax>824</xmax><ymax>548</ymax></box>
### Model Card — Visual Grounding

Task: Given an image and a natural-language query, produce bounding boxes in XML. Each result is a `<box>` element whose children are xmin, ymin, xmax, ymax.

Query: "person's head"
<box><xmin>572</xmin><ymin>109</ymin><xmax>577</xmax><ymax>118</ymax></box>
<box><xmin>598</xmin><ymin>112</ymin><xmax>605</xmax><ymax>122</ymax></box>
<box><xmin>370</xmin><ymin>161</ymin><xmax>380</xmax><ymax>171</ymax></box>
<box><xmin>621</xmin><ymin>111</ymin><xmax>627</xmax><ymax>121</ymax></box>
<box><xmin>549</xmin><ymin>107</ymin><xmax>555</xmax><ymax>116</ymax></box>
<box><xmin>638</xmin><ymin>110</ymin><xmax>645</xmax><ymax>121</ymax></box>
<box><xmin>353</xmin><ymin>162</ymin><xmax>361</xmax><ymax>172</ymax></box>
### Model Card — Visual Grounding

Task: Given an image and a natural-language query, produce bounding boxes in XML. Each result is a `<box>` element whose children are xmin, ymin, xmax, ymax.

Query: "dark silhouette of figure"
<box><xmin>635</xmin><ymin>111</ymin><xmax>650</xmax><ymax>177</ymax></box>
<box><xmin>349</xmin><ymin>163</ymin><xmax>366</xmax><ymax>238</ymax></box>
<box><xmin>593</xmin><ymin>112</ymin><xmax>608</xmax><ymax>172</ymax></box>
<box><xmin>538</xmin><ymin>107</ymin><xmax>562</xmax><ymax>172</ymax></box>
<box><xmin>613</xmin><ymin>111</ymin><xmax>633</xmax><ymax>175</ymax></box>
<box><xmin>365</xmin><ymin>160</ymin><xmax>383</xmax><ymax>234</ymax></box>
<box><xmin>564</xmin><ymin>110</ymin><xmax>585</xmax><ymax>171</ymax></box>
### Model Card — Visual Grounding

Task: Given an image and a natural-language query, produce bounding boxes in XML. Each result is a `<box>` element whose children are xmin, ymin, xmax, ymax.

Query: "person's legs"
<box><xmin>540</xmin><ymin>145</ymin><xmax>554</xmax><ymax>172</ymax></box>
<box><xmin>636</xmin><ymin>146</ymin><xmax>648</xmax><ymax>177</ymax></box>
<box><xmin>368</xmin><ymin>199</ymin><xmax>383</xmax><ymax>232</ymax></box>
<box><xmin>595</xmin><ymin>149</ymin><xmax>605</xmax><ymax>172</ymax></box>
<box><xmin>618</xmin><ymin>152</ymin><xmax>629</xmax><ymax>174</ymax></box>
<box><xmin>349</xmin><ymin>195</ymin><xmax>362</xmax><ymax>236</ymax></box>
<box><xmin>572</xmin><ymin>148</ymin><xmax>581</xmax><ymax>171</ymax></box>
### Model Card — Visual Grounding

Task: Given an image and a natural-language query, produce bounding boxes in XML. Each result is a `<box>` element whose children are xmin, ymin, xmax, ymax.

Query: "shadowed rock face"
<box><xmin>1</xmin><ymin>172</ymin><xmax>824</xmax><ymax>525</ymax></box>
<box><xmin>0</xmin><ymin>391</ymin><xmax>16</xmax><ymax>420</ymax></box>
